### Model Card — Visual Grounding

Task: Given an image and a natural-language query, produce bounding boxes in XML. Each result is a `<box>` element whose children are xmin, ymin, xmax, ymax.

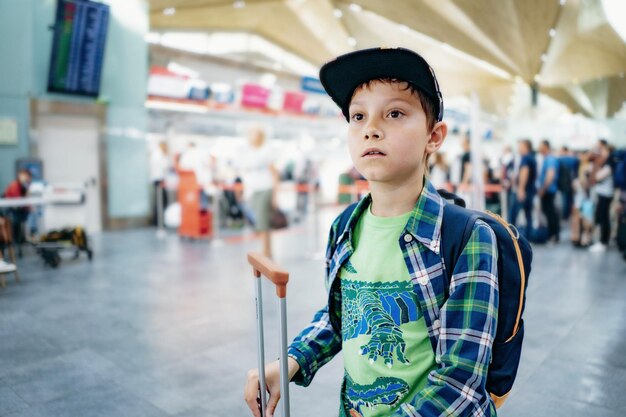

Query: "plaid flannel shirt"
<box><xmin>288</xmin><ymin>180</ymin><xmax>499</xmax><ymax>416</ymax></box>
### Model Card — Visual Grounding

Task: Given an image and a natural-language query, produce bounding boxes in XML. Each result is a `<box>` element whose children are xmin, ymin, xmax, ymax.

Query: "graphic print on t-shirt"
<box><xmin>341</xmin><ymin>279</ymin><xmax>425</xmax><ymax>416</ymax></box>
<box><xmin>342</xmin><ymin>279</ymin><xmax>418</xmax><ymax>365</ymax></box>
<box><xmin>340</xmin><ymin>206</ymin><xmax>436</xmax><ymax>417</ymax></box>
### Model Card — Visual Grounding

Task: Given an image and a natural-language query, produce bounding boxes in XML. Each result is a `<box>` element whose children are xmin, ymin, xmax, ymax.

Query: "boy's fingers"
<box><xmin>244</xmin><ymin>372</ymin><xmax>262</xmax><ymax>417</ymax></box>
<box><xmin>265</xmin><ymin>388</ymin><xmax>281</xmax><ymax>417</ymax></box>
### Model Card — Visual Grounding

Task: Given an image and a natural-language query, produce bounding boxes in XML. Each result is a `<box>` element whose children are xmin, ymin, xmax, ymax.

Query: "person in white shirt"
<box><xmin>178</xmin><ymin>142</ymin><xmax>216</xmax><ymax>210</ymax></box>
<box><xmin>239</xmin><ymin>126</ymin><xmax>278</xmax><ymax>258</ymax></box>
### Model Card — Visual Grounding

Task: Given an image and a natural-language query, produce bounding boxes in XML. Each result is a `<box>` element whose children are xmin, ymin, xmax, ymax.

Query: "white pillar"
<box><xmin>470</xmin><ymin>92</ymin><xmax>485</xmax><ymax>211</ymax></box>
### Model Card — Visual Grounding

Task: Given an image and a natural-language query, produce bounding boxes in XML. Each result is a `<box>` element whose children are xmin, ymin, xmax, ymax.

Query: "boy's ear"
<box><xmin>425</xmin><ymin>121</ymin><xmax>447</xmax><ymax>155</ymax></box>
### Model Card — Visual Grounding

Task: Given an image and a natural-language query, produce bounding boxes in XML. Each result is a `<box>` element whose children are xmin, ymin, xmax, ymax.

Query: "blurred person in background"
<box><xmin>589</xmin><ymin>139</ymin><xmax>614</xmax><ymax>252</ymax></box>
<box><xmin>500</xmin><ymin>145</ymin><xmax>516</xmax><ymax>215</ymax></box>
<box><xmin>149</xmin><ymin>141</ymin><xmax>171</xmax><ymax>226</ymax></box>
<box><xmin>558</xmin><ymin>146</ymin><xmax>578</xmax><ymax>221</ymax></box>
<box><xmin>509</xmin><ymin>139</ymin><xmax>536</xmax><ymax>238</ymax></box>
<box><xmin>239</xmin><ymin>125</ymin><xmax>279</xmax><ymax>258</ymax></box>
<box><xmin>179</xmin><ymin>141</ymin><xmax>217</xmax><ymax>210</ymax></box>
<box><xmin>2</xmin><ymin>169</ymin><xmax>32</xmax><ymax>254</ymax></box>
<box><xmin>538</xmin><ymin>139</ymin><xmax>560</xmax><ymax>243</ymax></box>
<box><xmin>572</xmin><ymin>151</ymin><xmax>595</xmax><ymax>248</ymax></box>
<box><xmin>294</xmin><ymin>155</ymin><xmax>317</xmax><ymax>221</ymax></box>
<box><xmin>459</xmin><ymin>133</ymin><xmax>472</xmax><ymax>189</ymax></box>
<box><xmin>428</xmin><ymin>152</ymin><xmax>449</xmax><ymax>189</ymax></box>
<box><xmin>613</xmin><ymin>147</ymin><xmax>626</xmax><ymax>259</ymax></box>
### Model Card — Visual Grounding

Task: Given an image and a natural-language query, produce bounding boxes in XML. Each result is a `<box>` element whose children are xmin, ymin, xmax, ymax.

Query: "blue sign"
<box><xmin>301</xmin><ymin>76</ymin><xmax>326</xmax><ymax>95</ymax></box>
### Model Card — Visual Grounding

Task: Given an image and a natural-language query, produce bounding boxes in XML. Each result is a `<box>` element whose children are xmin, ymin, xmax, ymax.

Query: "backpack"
<box><xmin>557</xmin><ymin>159</ymin><xmax>572</xmax><ymax>193</ymax></box>
<box><xmin>336</xmin><ymin>190</ymin><xmax>532</xmax><ymax>409</ymax></box>
<box><xmin>612</xmin><ymin>150</ymin><xmax>626</xmax><ymax>191</ymax></box>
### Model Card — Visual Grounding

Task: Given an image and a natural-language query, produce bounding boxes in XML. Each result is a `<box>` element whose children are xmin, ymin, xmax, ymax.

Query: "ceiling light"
<box><xmin>347</xmin><ymin>37</ymin><xmax>357</xmax><ymax>46</ymax></box>
<box><xmin>163</xmin><ymin>7</ymin><xmax>176</xmax><ymax>16</ymax></box>
<box><xmin>560</xmin><ymin>0</ymin><xmax>566</xmax><ymax>5</ymax></box>
<box><xmin>233</xmin><ymin>1</ymin><xmax>245</xmax><ymax>9</ymax></box>
<box><xmin>549</xmin><ymin>28</ymin><xmax>556</xmax><ymax>37</ymax></box>
<box><xmin>349</xmin><ymin>3</ymin><xmax>362</xmax><ymax>13</ymax></box>
<box><xmin>334</xmin><ymin>9</ymin><xmax>343</xmax><ymax>18</ymax></box>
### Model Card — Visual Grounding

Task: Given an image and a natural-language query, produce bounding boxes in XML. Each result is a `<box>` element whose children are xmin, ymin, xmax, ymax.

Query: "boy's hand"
<box><xmin>244</xmin><ymin>357</ymin><xmax>300</xmax><ymax>417</ymax></box>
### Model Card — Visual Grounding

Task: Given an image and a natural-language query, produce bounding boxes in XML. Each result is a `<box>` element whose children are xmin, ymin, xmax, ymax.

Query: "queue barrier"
<box><xmin>177</xmin><ymin>170</ymin><xmax>212</xmax><ymax>239</ymax></box>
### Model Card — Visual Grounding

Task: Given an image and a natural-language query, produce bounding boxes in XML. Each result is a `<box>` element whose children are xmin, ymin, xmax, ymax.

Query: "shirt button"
<box><xmin>418</xmin><ymin>277</ymin><xmax>429</xmax><ymax>286</ymax></box>
<box><xmin>403</xmin><ymin>234</ymin><xmax>413</xmax><ymax>243</ymax></box>
<box><xmin>433</xmin><ymin>319</ymin><xmax>441</xmax><ymax>329</ymax></box>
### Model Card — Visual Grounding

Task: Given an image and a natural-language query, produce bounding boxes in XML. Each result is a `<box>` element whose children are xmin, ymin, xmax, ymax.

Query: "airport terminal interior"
<box><xmin>1</xmin><ymin>1</ymin><xmax>626</xmax><ymax>416</ymax></box>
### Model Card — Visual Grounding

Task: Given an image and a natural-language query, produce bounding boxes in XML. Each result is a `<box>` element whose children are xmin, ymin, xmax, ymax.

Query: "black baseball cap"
<box><xmin>319</xmin><ymin>47</ymin><xmax>443</xmax><ymax>122</ymax></box>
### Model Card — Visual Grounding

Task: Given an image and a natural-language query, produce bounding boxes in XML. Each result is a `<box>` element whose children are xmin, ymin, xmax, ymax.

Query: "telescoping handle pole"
<box><xmin>247</xmin><ymin>252</ymin><xmax>290</xmax><ymax>417</ymax></box>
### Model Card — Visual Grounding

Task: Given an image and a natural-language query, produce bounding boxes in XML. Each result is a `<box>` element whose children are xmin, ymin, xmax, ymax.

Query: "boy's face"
<box><xmin>347</xmin><ymin>80</ymin><xmax>443</xmax><ymax>186</ymax></box>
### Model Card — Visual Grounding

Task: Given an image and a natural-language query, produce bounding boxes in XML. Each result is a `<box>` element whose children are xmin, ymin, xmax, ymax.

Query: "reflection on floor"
<box><xmin>0</xmin><ymin>208</ymin><xmax>625</xmax><ymax>417</ymax></box>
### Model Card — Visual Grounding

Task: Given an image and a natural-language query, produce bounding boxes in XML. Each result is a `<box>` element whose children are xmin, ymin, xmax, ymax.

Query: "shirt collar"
<box><xmin>337</xmin><ymin>179</ymin><xmax>445</xmax><ymax>254</ymax></box>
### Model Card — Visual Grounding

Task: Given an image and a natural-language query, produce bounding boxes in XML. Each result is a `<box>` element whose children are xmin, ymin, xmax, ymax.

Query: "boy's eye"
<box><xmin>388</xmin><ymin>110</ymin><xmax>403</xmax><ymax>119</ymax></box>
<box><xmin>351</xmin><ymin>113</ymin><xmax>364</xmax><ymax>122</ymax></box>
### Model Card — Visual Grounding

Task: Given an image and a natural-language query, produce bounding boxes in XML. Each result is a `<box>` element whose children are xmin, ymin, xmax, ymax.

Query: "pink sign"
<box><xmin>241</xmin><ymin>84</ymin><xmax>270</xmax><ymax>108</ymax></box>
<box><xmin>283</xmin><ymin>91</ymin><xmax>306</xmax><ymax>113</ymax></box>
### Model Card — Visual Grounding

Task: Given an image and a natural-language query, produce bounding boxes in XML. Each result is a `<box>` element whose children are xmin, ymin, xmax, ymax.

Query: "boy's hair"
<box><xmin>353</xmin><ymin>78</ymin><xmax>438</xmax><ymax>131</ymax></box>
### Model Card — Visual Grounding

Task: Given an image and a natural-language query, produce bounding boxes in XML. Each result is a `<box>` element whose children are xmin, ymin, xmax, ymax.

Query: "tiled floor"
<box><xmin>1</xmin><ymin>208</ymin><xmax>625</xmax><ymax>417</ymax></box>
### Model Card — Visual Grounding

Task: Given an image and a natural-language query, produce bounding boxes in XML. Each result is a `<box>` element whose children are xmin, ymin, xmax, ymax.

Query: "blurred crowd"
<box><xmin>429</xmin><ymin>137</ymin><xmax>626</xmax><ymax>256</ymax></box>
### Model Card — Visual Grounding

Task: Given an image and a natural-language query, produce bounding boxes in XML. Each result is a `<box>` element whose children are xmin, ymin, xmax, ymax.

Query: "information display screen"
<box><xmin>47</xmin><ymin>0</ymin><xmax>110</xmax><ymax>97</ymax></box>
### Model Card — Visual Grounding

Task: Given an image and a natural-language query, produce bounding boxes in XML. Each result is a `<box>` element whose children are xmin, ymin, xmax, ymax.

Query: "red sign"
<box><xmin>283</xmin><ymin>91</ymin><xmax>306</xmax><ymax>113</ymax></box>
<box><xmin>241</xmin><ymin>84</ymin><xmax>271</xmax><ymax>108</ymax></box>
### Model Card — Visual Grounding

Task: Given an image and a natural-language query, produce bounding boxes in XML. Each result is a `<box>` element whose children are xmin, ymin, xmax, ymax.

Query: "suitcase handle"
<box><xmin>247</xmin><ymin>252</ymin><xmax>289</xmax><ymax>298</ymax></box>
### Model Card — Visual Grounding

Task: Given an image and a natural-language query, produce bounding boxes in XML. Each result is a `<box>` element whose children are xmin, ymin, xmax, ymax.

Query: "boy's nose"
<box><xmin>364</xmin><ymin>125</ymin><xmax>382</xmax><ymax>140</ymax></box>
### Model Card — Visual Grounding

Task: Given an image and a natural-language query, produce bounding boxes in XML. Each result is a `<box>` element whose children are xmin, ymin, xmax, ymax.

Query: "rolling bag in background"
<box><xmin>247</xmin><ymin>252</ymin><xmax>290</xmax><ymax>417</ymax></box>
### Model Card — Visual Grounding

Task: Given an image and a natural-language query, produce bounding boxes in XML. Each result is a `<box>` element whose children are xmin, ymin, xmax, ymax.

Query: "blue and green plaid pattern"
<box><xmin>288</xmin><ymin>180</ymin><xmax>499</xmax><ymax>416</ymax></box>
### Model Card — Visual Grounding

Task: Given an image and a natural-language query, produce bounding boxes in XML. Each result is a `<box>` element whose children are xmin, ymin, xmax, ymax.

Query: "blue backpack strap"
<box><xmin>440</xmin><ymin>201</ymin><xmax>480</xmax><ymax>284</ymax></box>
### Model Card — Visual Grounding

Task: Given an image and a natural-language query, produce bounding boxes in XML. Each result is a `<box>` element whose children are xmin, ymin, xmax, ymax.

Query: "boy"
<box><xmin>245</xmin><ymin>47</ymin><xmax>499</xmax><ymax>417</ymax></box>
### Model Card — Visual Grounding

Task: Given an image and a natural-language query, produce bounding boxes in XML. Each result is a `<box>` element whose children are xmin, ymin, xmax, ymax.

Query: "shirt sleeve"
<box><xmin>396</xmin><ymin>219</ymin><xmax>499</xmax><ymax>416</ymax></box>
<box><xmin>287</xmin><ymin>305</ymin><xmax>342</xmax><ymax>387</ymax></box>
<box><xmin>287</xmin><ymin>219</ymin><xmax>343</xmax><ymax>387</ymax></box>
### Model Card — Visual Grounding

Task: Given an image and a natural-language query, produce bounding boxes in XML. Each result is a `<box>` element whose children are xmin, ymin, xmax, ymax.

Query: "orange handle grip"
<box><xmin>247</xmin><ymin>252</ymin><xmax>289</xmax><ymax>298</ymax></box>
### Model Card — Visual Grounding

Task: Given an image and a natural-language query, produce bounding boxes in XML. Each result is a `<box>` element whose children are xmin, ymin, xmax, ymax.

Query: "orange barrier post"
<box><xmin>177</xmin><ymin>170</ymin><xmax>212</xmax><ymax>239</ymax></box>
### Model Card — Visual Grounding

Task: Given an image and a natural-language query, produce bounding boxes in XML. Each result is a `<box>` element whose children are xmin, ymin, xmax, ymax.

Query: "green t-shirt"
<box><xmin>340</xmin><ymin>206</ymin><xmax>437</xmax><ymax>417</ymax></box>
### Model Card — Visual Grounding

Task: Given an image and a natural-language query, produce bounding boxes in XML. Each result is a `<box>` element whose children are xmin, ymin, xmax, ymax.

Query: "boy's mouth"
<box><xmin>362</xmin><ymin>148</ymin><xmax>386</xmax><ymax>158</ymax></box>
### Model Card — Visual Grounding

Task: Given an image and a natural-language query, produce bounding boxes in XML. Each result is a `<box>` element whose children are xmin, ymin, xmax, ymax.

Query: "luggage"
<box><xmin>247</xmin><ymin>252</ymin><xmax>291</xmax><ymax>417</ymax></box>
<box><xmin>35</xmin><ymin>227</ymin><xmax>93</xmax><ymax>268</ymax></box>
<box><xmin>270</xmin><ymin>207</ymin><xmax>288</xmax><ymax>230</ymax></box>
